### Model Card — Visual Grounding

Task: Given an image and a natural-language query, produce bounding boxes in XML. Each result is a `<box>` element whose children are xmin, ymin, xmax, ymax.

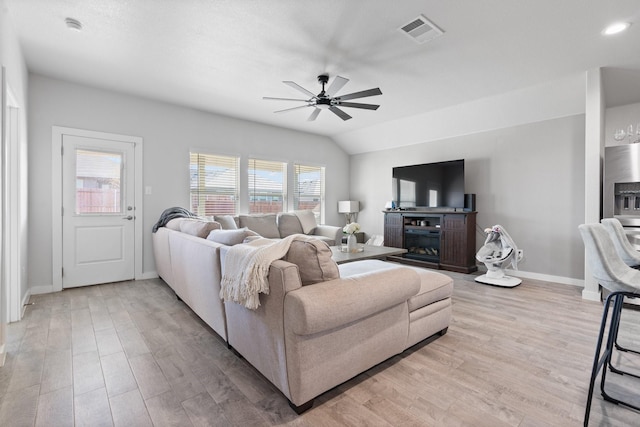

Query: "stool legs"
<box><xmin>584</xmin><ymin>291</ymin><xmax>640</xmax><ymax>426</ymax></box>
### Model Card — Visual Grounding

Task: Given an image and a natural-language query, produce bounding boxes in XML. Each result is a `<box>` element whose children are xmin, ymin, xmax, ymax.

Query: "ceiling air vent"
<box><xmin>399</xmin><ymin>14</ymin><xmax>444</xmax><ymax>44</ymax></box>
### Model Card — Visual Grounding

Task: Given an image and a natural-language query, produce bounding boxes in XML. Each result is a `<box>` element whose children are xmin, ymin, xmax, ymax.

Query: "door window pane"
<box><xmin>75</xmin><ymin>149</ymin><xmax>122</xmax><ymax>214</ymax></box>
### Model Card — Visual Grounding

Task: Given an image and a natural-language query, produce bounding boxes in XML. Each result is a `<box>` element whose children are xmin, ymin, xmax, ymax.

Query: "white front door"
<box><xmin>62</xmin><ymin>135</ymin><xmax>136</xmax><ymax>288</ymax></box>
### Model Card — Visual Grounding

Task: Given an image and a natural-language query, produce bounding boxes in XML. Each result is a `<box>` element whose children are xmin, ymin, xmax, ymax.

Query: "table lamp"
<box><xmin>338</xmin><ymin>201</ymin><xmax>360</xmax><ymax>225</ymax></box>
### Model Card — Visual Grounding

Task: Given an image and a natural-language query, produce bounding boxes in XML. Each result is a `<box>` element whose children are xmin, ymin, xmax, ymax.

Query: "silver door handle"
<box><xmin>122</xmin><ymin>216</ymin><xmax>133</xmax><ymax>220</ymax></box>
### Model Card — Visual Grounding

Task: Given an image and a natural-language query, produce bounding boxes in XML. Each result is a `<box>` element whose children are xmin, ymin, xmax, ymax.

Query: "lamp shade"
<box><xmin>338</xmin><ymin>200</ymin><xmax>360</xmax><ymax>213</ymax></box>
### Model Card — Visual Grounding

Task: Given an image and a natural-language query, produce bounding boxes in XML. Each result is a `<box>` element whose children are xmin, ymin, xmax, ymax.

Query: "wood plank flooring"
<box><xmin>1</xmin><ymin>273</ymin><xmax>639</xmax><ymax>426</ymax></box>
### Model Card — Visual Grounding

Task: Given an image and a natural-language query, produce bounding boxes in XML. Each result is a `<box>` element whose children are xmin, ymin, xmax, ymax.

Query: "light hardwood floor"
<box><xmin>1</xmin><ymin>272</ymin><xmax>639</xmax><ymax>426</ymax></box>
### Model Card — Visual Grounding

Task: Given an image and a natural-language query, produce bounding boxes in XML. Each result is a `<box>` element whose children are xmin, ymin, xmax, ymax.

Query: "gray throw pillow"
<box><xmin>277</xmin><ymin>213</ymin><xmax>304</xmax><ymax>237</ymax></box>
<box><xmin>284</xmin><ymin>239</ymin><xmax>340</xmax><ymax>285</ymax></box>
<box><xmin>214</xmin><ymin>215</ymin><xmax>239</xmax><ymax>230</ymax></box>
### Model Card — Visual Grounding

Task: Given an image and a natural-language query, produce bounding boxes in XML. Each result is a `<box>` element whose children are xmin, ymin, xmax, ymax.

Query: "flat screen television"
<box><xmin>392</xmin><ymin>159</ymin><xmax>465</xmax><ymax>209</ymax></box>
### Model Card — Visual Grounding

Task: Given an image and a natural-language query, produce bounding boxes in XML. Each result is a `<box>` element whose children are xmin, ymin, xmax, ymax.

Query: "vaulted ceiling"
<box><xmin>6</xmin><ymin>1</ymin><xmax>640</xmax><ymax>153</ymax></box>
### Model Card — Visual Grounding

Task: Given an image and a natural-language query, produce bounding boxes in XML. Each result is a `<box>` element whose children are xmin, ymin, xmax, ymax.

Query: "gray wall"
<box><xmin>28</xmin><ymin>74</ymin><xmax>350</xmax><ymax>288</ymax></box>
<box><xmin>350</xmin><ymin>115</ymin><xmax>586</xmax><ymax>281</ymax></box>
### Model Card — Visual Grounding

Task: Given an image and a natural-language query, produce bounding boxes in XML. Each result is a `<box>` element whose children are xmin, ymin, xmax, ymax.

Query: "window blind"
<box><xmin>293</xmin><ymin>164</ymin><xmax>325</xmax><ymax>223</ymax></box>
<box><xmin>189</xmin><ymin>153</ymin><xmax>239</xmax><ymax>216</ymax></box>
<box><xmin>248</xmin><ymin>159</ymin><xmax>286</xmax><ymax>214</ymax></box>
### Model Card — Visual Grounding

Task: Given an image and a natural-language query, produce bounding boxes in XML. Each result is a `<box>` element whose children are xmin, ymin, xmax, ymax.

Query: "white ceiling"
<box><xmin>6</xmin><ymin>0</ymin><xmax>640</xmax><ymax>153</ymax></box>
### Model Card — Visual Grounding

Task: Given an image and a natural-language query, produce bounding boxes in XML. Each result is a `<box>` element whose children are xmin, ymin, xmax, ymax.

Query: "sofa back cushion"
<box><xmin>179</xmin><ymin>219</ymin><xmax>221</xmax><ymax>238</ymax></box>
<box><xmin>214</xmin><ymin>215</ymin><xmax>239</xmax><ymax>230</ymax></box>
<box><xmin>239</xmin><ymin>214</ymin><xmax>280</xmax><ymax>238</ymax></box>
<box><xmin>164</xmin><ymin>218</ymin><xmax>221</xmax><ymax>238</ymax></box>
<box><xmin>277</xmin><ymin>213</ymin><xmax>304</xmax><ymax>237</ymax></box>
<box><xmin>207</xmin><ymin>228</ymin><xmax>258</xmax><ymax>246</ymax></box>
<box><xmin>284</xmin><ymin>239</ymin><xmax>339</xmax><ymax>285</ymax></box>
<box><xmin>165</xmin><ymin>218</ymin><xmax>187</xmax><ymax>231</ymax></box>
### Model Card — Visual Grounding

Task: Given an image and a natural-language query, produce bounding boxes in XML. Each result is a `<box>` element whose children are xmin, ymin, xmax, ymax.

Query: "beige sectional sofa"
<box><xmin>152</xmin><ymin>211</ymin><xmax>342</xmax><ymax>340</ymax></box>
<box><xmin>152</xmin><ymin>210</ymin><xmax>453</xmax><ymax>413</ymax></box>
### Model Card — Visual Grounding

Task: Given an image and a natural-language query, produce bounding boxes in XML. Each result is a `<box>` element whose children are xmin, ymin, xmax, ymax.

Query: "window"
<box><xmin>294</xmin><ymin>164</ymin><xmax>325</xmax><ymax>222</ymax></box>
<box><xmin>75</xmin><ymin>149</ymin><xmax>122</xmax><ymax>214</ymax></box>
<box><xmin>190</xmin><ymin>153</ymin><xmax>239</xmax><ymax>216</ymax></box>
<box><xmin>248</xmin><ymin>159</ymin><xmax>286</xmax><ymax>214</ymax></box>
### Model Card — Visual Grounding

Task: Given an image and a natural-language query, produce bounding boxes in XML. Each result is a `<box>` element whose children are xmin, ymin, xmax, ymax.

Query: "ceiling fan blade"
<box><xmin>336</xmin><ymin>101</ymin><xmax>380</xmax><ymax>110</ymax></box>
<box><xmin>283</xmin><ymin>81</ymin><xmax>316</xmax><ymax>98</ymax></box>
<box><xmin>274</xmin><ymin>105</ymin><xmax>311</xmax><ymax>113</ymax></box>
<box><xmin>335</xmin><ymin>87</ymin><xmax>382</xmax><ymax>101</ymax></box>
<box><xmin>326</xmin><ymin>76</ymin><xmax>349</xmax><ymax>97</ymax></box>
<box><xmin>307</xmin><ymin>108</ymin><xmax>321</xmax><ymax>121</ymax></box>
<box><xmin>329</xmin><ymin>106</ymin><xmax>352</xmax><ymax>121</ymax></box>
<box><xmin>263</xmin><ymin>96</ymin><xmax>310</xmax><ymax>102</ymax></box>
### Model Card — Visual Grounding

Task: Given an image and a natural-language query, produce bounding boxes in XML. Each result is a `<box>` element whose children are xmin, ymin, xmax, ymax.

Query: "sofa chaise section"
<box><xmin>223</xmin><ymin>258</ymin><xmax>422</xmax><ymax>412</ymax></box>
<box><xmin>221</xmin><ymin>240</ymin><xmax>453</xmax><ymax>413</ymax></box>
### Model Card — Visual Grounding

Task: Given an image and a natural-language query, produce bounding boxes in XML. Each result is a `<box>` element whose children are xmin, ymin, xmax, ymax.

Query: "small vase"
<box><xmin>347</xmin><ymin>234</ymin><xmax>357</xmax><ymax>253</ymax></box>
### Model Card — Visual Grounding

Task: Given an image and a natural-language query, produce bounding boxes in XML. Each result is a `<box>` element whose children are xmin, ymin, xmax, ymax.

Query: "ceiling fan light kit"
<box><xmin>264</xmin><ymin>74</ymin><xmax>382</xmax><ymax>121</ymax></box>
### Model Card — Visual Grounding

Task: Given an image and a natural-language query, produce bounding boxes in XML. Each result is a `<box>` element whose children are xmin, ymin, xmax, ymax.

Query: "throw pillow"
<box><xmin>207</xmin><ymin>228</ymin><xmax>258</xmax><ymax>246</ymax></box>
<box><xmin>239</xmin><ymin>214</ymin><xmax>280</xmax><ymax>238</ymax></box>
<box><xmin>277</xmin><ymin>213</ymin><xmax>304</xmax><ymax>238</ymax></box>
<box><xmin>214</xmin><ymin>215</ymin><xmax>239</xmax><ymax>230</ymax></box>
<box><xmin>179</xmin><ymin>219</ymin><xmax>221</xmax><ymax>238</ymax></box>
<box><xmin>284</xmin><ymin>238</ymin><xmax>340</xmax><ymax>285</ymax></box>
<box><xmin>295</xmin><ymin>210</ymin><xmax>317</xmax><ymax>234</ymax></box>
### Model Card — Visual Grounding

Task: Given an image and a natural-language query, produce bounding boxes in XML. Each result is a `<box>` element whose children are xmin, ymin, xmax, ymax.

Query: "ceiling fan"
<box><xmin>263</xmin><ymin>74</ymin><xmax>382</xmax><ymax>121</ymax></box>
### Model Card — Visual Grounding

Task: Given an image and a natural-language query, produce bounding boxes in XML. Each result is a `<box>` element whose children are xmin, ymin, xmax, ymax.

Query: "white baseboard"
<box><xmin>504</xmin><ymin>269</ymin><xmax>584</xmax><ymax>287</ymax></box>
<box><xmin>30</xmin><ymin>285</ymin><xmax>55</xmax><ymax>295</ymax></box>
<box><xmin>582</xmin><ymin>288</ymin><xmax>602</xmax><ymax>302</ymax></box>
<box><xmin>139</xmin><ymin>271</ymin><xmax>158</xmax><ymax>280</ymax></box>
<box><xmin>28</xmin><ymin>273</ymin><xmax>159</xmax><ymax>297</ymax></box>
<box><xmin>475</xmin><ymin>265</ymin><xmax>584</xmax><ymax>288</ymax></box>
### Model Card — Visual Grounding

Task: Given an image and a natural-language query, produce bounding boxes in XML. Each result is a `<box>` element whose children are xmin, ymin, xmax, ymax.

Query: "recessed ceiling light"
<box><xmin>65</xmin><ymin>17</ymin><xmax>83</xmax><ymax>31</ymax></box>
<box><xmin>602</xmin><ymin>22</ymin><xmax>630</xmax><ymax>36</ymax></box>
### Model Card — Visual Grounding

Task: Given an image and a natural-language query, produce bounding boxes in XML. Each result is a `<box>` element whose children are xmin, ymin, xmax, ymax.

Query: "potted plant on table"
<box><xmin>343</xmin><ymin>222</ymin><xmax>361</xmax><ymax>253</ymax></box>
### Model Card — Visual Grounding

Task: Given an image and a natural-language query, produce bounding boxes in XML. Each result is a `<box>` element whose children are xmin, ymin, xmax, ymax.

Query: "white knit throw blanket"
<box><xmin>220</xmin><ymin>234</ymin><xmax>303</xmax><ymax>310</ymax></box>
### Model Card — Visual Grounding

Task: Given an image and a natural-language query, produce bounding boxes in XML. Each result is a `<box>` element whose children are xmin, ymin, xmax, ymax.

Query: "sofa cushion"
<box><xmin>239</xmin><ymin>214</ymin><xmax>280</xmax><ymax>238</ymax></box>
<box><xmin>277</xmin><ymin>213</ymin><xmax>304</xmax><ymax>237</ymax></box>
<box><xmin>207</xmin><ymin>228</ymin><xmax>257</xmax><ymax>246</ymax></box>
<box><xmin>214</xmin><ymin>215</ymin><xmax>239</xmax><ymax>230</ymax></box>
<box><xmin>179</xmin><ymin>219</ymin><xmax>222</xmax><ymax>238</ymax></box>
<box><xmin>165</xmin><ymin>218</ymin><xmax>188</xmax><ymax>231</ymax></box>
<box><xmin>296</xmin><ymin>210</ymin><xmax>317</xmax><ymax>234</ymax></box>
<box><xmin>339</xmin><ymin>260</ymin><xmax>453</xmax><ymax>310</ymax></box>
<box><xmin>406</xmin><ymin>268</ymin><xmax>453</xmax><ymax>312</ymax></box>
<box><xmin>284</xmin><ymin>239</ymin><xmax>339</xmax><ymax>285</ymax></box>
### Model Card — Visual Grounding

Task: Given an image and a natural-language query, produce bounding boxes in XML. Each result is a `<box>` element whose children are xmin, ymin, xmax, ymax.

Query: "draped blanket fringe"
<box><xmin>220</xmin><ymin>234</ymin><xmax>307</xmax><ymax>309</ymax></box>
